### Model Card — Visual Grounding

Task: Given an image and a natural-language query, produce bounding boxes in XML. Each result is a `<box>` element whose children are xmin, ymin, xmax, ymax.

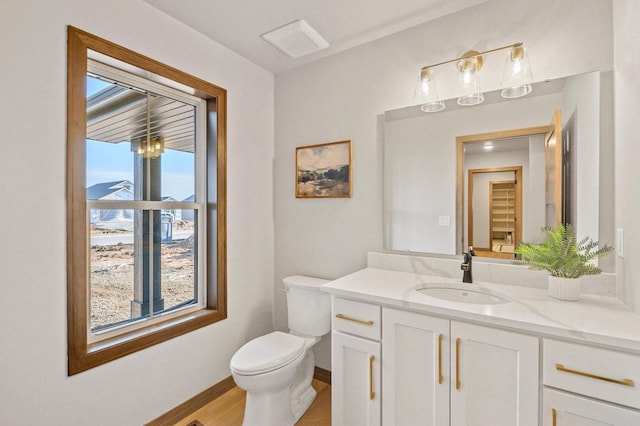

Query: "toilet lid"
<box><xmin>230</xmin><ymin>331</ymin><xmax>305</xmax><ymax>376</ymax></box>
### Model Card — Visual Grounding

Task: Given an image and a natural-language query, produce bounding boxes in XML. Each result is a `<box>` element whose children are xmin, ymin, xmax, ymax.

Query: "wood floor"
<box><xmin>174</xmin><ymin>379</ymin><xmax>331</xmax><ymax>426</ymax></box>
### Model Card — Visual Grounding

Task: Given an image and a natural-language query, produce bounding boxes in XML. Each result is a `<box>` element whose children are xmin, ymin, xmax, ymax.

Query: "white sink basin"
<box><xmin>416</xmin><ymin>282</ymin><xmax>511</xmax><ymax>305</ymax></box>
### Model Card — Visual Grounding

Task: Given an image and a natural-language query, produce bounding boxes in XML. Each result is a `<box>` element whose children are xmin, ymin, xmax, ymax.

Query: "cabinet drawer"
<box><xmin>544</xmin><ymin>339</ymin><xmax>640</xmax><ymax>409</ymax></box>
<box><xmin>333</xmin><ymin>297</ymin><xmax>381</xmax><ymax>341</ymax></box>
<box><xmin>543</xmin><ymin>388</ymin><xmax>640</xmax><ymax>425</ymax></box>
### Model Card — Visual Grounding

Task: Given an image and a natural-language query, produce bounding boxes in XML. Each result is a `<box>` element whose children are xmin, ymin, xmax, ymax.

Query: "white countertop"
<box><xmin>322</xmin><ymin>267</ymin><xmax>640</xmax><ymax>352</ymax></box>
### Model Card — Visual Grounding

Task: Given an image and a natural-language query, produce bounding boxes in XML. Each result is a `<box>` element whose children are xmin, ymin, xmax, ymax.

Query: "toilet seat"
<box><xmin>230</xmin><ymin>331</ymin><xmax>305</xmax><ymax>376</ymax></box>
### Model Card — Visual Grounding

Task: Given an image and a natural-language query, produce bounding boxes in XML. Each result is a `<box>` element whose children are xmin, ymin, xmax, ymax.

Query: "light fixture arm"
<box><xmin>421</xmin><ymin>42</ymin><xmax>523</xmax><ymax>72</ymax></box>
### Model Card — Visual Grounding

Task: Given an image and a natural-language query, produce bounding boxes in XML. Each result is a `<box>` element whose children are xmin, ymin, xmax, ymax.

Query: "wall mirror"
<box><xmin>383</xmin><ymin>71</ymin><xmax>614</xmax><ymax>265</ymax></box>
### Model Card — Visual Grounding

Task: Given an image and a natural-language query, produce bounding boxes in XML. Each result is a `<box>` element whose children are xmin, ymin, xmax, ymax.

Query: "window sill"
<box><xmin>69</xmin><ymin>308</ymin><xmax>226</xmax><ymax>375</ymax></box>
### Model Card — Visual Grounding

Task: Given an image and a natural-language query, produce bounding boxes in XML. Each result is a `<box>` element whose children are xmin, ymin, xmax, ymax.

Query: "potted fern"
<box><xmin>515</xmin><ymin>224</ymin><xmax>613</xmax><ymax>301</ymax></box>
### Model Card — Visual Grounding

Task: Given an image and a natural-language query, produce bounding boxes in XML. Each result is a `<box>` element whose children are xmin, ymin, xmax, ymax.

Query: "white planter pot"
<box><xmin>548</xmin><ymin>276</ymin><xmax>581</xmax><ymax>301</ymax></box>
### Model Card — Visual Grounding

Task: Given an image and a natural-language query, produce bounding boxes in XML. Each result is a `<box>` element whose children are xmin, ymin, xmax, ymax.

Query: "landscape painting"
<box><xmin>296</xmin><ymin>140</ymin><xmax>352</xmax><ymax>198</ymax></box>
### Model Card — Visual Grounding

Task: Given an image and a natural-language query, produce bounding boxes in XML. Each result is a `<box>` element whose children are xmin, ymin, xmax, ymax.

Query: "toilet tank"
<box><xmin>284</xmin><ymin>275</ymin><xmax>331</xmax><ymax>337</ymax></box>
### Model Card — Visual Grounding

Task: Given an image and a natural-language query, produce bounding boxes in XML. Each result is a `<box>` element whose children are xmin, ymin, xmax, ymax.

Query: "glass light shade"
<box><xmin>415</xmin><ymin>69</ymin><xmax>445</xmax><ymax>112</ymax></box>
<box><xmin>457</xmin><ymin>92</ymin><xmax>484</xmax><ymax>106</ymax></box>
<box><xmin>500</xmin><ymin>46</ymin><xmax>533</xmax><ymax>98</ymax></box>
<box><xmin>457</xmin><ymin>56</ymin><xmax>484</xmax><ymax>106</ymax></box>
<box><xmin>420</xmin><ymin>102</ymin><xmax>445</xmax><ymax>112</ymax></box>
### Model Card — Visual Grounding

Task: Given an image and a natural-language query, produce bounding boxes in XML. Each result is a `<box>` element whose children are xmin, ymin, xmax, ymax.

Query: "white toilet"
<box><xmin>230</xmin><ymin>275</ymin><xmax>331</xmax><ymax>426</ymax></box>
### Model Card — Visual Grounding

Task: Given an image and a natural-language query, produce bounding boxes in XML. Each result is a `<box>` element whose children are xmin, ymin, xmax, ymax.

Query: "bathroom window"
<box><xmin>67</xmin><ymin>27</ymin><xmax>227</xmax><ymax>375</ymax></box>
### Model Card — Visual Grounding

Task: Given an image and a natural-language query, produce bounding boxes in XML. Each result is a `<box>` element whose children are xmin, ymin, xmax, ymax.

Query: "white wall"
<box><xmin>562</xmin><ymin>72</ymin><xmax>601</xmax><ymax>245</ymax></box>
<box><xmin>275</xmin><ymin>0</ymin><xmax>613</xmax><ymax>370</ymax></box>
<box><xmin>613</xmin><ymin>0</ymin><xmax>640</xmax><ymax>309</ymax></box>
<box><xmin>599</xmin><ymin>71</ymin><xmax>616</xmax><ymax>273</ymax></box>
<box><xmin>0</xmin><ymin>1</ymin><xmax>274</xmax><ymax>424</ymax></box>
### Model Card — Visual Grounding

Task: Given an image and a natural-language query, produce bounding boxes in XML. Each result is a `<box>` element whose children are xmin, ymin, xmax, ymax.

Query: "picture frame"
<box><xmin>296</xmin><ymin>140</ymin><xmax>353</xmax><ymax>198</ymax></box>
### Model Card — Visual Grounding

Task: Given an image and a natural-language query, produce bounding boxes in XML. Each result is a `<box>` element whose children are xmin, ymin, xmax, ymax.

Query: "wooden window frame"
<box><xmin>67</xmin><ymin>26</ymin><xmax>227</xmax><ymax>375</ymax></box>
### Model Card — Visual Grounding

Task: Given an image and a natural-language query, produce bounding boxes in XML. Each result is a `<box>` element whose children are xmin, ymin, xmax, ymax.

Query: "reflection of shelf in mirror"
<box><xmin>493</xmin><ymin>226</ymin><xmax>515</xmax><ymax>232</ymax></box>
<box><xmin>493</xmin><ymin>239</ymin><xmax>513</xmax><ymax>245</ymax></box>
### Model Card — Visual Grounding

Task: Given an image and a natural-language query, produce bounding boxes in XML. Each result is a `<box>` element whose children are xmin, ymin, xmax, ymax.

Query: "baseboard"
<box><xmin>145</xmin><ymin>375</ymin><xmax>236</xmax><ymax>426</ymax></box>
<box><xmin>314</xmin><ymin>366</ymin><xmax>331</xmax><ymax>385</ymax></box>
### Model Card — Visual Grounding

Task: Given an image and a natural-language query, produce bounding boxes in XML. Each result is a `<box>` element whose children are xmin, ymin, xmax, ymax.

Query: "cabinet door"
<box><xmin>450</xmin><ymin>321</ymin><xmax>539</xmax><ymax>426</ymax></box>
<box><xmin>544</xmin><ymin>388</ymin><xmax>640</xmax><ymax>425</ymax></box>
<box><xmin>382</xmin><ymin>307</ymin><xmax>450</xmax><ymax>426</ymax></box>
<box><xmin>332</xmin><ymin>331</ymin><xmax>381</xmax><ymax>426</ymax></box>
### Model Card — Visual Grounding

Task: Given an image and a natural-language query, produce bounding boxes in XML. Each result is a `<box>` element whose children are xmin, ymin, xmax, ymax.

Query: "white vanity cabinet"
<box><xmin>542</xmin><ymin>339</ymin><xmax>640</xmax><ymax>425</ymax></box>
<box><xmin>324</xmin><ymin>264</ymin><xmax>640</xmax><ymax>426</ymax></box>
<box><xmin>543</xmin><ymin>388</ymin><xmax>640</xmax><ymax>425</ymax></box>
<box><xmin>450</xmin><ymin>321</ymin><xmax>539</xmax><ymax>426</ymax></box>
<box><xmin>331</xmin><ymin>297</ymin><xmax>382</xmax><ymax>426</ymax></box>
<box><xmin>382</xmin><ymin>307</ymin><xmax>450</xmax><ymax>425</ymax></box>
<box><xmin>381</xmin><ymin>307</ymin><xmax>539</xmax><ymax>426</ymax></box>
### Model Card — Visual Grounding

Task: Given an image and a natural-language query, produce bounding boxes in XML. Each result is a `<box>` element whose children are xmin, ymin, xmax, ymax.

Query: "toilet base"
<box><xmin>243</xmin><ymin>385</ymin><xmax>297</xmax><ymax>426</ymax></box>
<box><xmin>238</xmin><ymin>348</ymin><xmax>318</xmax><ymax>426</ymax></box>
<box><xmin>290</xmin><ymin>350</ymin><xmax>317</xmax><ymax>421</ymax></box>
<box><xmin>291</xmin><ymin>385</ymin><xmax>317</xmax><ymax>422</ymax></box>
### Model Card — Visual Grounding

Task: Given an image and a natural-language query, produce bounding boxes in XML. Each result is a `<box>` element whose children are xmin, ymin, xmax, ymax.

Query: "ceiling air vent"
<box><xmin>261</xmin><ymin>19</ymin><xmax>329</xmax><ymax>59</ymax></box>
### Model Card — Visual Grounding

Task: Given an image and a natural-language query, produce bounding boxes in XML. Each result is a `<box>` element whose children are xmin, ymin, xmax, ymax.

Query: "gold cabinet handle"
<box><xmin>555</xmin><ymin>363</ymin><xmax>635</xmax><ymax>387</ymax></box>
<box><xmin>552</xmin><ymin>408</ymin><xmax>557</xmax><ymax>426</ymax></box>
<box><xmin>335</xmin><ymin>313</ymin><xmax>374</xmax><ymax>326</ymax></box>
<box><xmin>455</xmin><ymin>337</ymin><xmax>461</xmax><ymax>390</ymax></box>
<box><xmin>438</xmin><ymin>334</ymin><xmax>443</xmax><ymax>384</ymax></box>
<box><xmin>369</xmin><ymin>355</ymin><xmax>376</xmax><ymax>400</ymax></box>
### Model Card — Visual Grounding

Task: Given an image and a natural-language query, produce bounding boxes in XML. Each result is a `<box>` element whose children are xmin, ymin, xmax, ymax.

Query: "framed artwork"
<box><xmin>296</xmin><ymin>140</ymin><xmax>352</xmax><ymax>198</ymax></box>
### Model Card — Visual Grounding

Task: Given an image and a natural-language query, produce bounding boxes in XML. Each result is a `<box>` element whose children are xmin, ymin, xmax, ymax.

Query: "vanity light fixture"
<box><xmin>483</xmin><ymin>142</ymin><xmax>494</xmax><ymax>151</ymax></box>
<box><xmin>414</xmin><ymin>68</ymin><xmax>445</xmax><ymax>112</ymax></box>
<box><xmin>500</xmin><ymin>45</ymin><xmax>533</xmax><ymax>98</ymax></box>
<box><xmin>456</xmin><ymin>51</ymin><xmax>484</xmax><ymax>106</ymax></box>
<box><xmin>415</xmin><ymin>42</ymin><xmax>534</xmax><ymax>112</ymax></box>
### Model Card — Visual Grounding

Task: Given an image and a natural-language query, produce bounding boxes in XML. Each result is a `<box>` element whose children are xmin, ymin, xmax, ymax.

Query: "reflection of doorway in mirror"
<box><xmin>468</xmin><ymin>167</ymin><xmax>522</xmax><ymax>259</ymax></box>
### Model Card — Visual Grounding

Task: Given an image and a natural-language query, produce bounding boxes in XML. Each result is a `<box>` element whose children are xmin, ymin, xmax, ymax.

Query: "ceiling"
<box><xmin>464</xmin><ymin>137</ymin><xmax>531</xmax><ymax>155</ymax></box>
<box><xmin>142</xmin><ymin>0</ymin><xmax>489</xmax><ymax>74</ymax></box>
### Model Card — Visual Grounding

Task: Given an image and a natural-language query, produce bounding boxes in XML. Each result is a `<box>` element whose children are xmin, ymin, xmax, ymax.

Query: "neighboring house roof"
<box><xmin>162</xmin><ymin>196</ymin><xmax>178</xmax><ymax>202</ymax></box>
<box><xmin>183</xmin><ymin>194</ymin><xmax>195</xmax><ymax>202</ymax></box>
<box><xmin>87</xmin><ymin>180</ymin><xmax>134</xmax><ymax>200</ymax></box>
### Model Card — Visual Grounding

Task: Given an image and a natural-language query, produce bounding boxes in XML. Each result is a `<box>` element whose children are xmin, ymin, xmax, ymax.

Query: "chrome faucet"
<box><xmin>461</xmin><ymin>246</ymin><xmax>475</xmax><ymax>283</ymax></box>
